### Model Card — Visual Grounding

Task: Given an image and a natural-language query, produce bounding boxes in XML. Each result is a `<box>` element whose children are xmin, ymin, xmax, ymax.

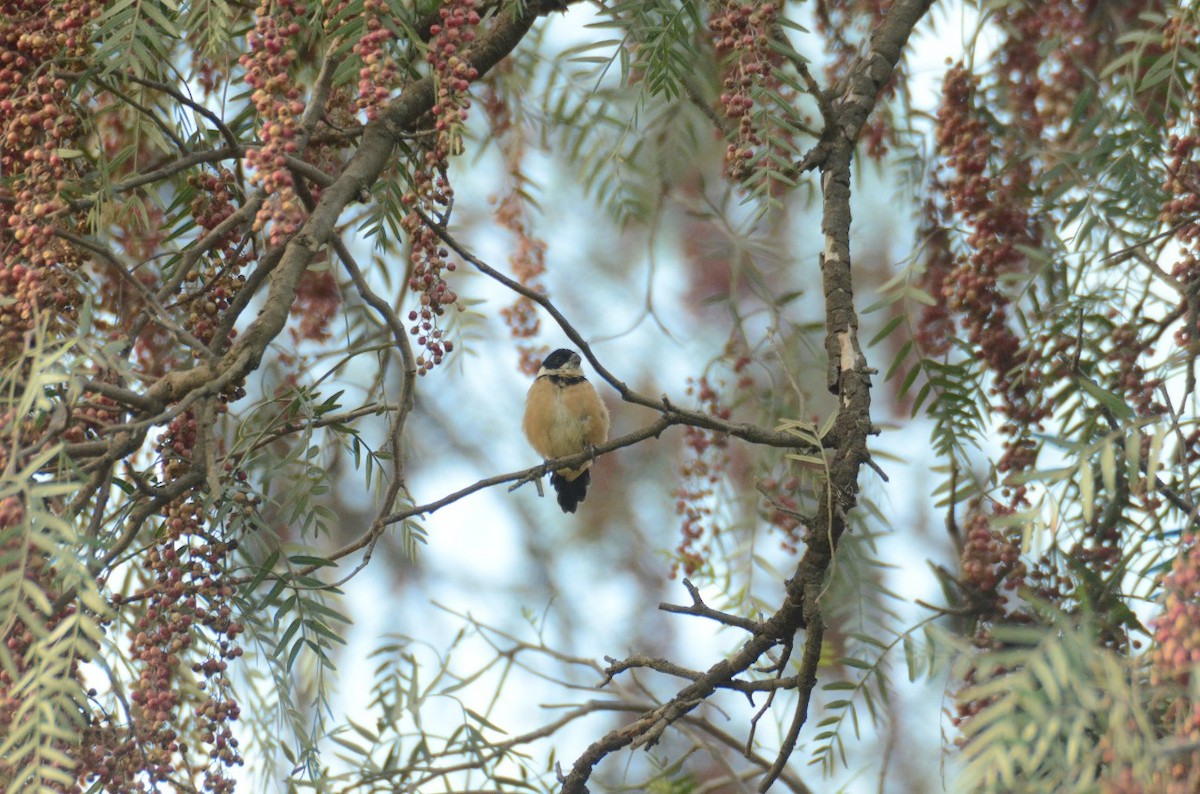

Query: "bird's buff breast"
<box><xmin>525</xmin><ymin>381</ymin><xmax>596</xmax><ymax>458</ymax></box>
<box><xmin>541</xmin><ymin>392</ymin><xmax>594</xmax><ymax>458</ymax></box>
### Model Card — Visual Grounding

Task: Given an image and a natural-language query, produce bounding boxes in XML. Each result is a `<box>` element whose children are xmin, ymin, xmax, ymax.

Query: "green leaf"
<box><xmin>1075</xmin><ymin>376</ymin><xmax>1134</xmax><ymax>421</ymax></box>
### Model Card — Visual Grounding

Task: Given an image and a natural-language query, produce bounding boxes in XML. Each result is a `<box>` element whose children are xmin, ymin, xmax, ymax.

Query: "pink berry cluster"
<box><xmin>708</xmin><ymin>0</ymin><xmax>782</xmax><ymax>183</ymax></box>
<box><xmin>1140</xmin><ymin>533</ymin><xmax>1200</xmax><ymax>793</ymax></box>
<box><xmin>1150</xmin><ymin>534</ymin><xmax>1200</xmax><ymax>687</ymax></box>
<box><xmin>95</xmin><ymin>498</ymin><xmax>245</xmax><ymax>793</ymax></box>
<box><xmin>401</xmin><ymin>217</ymin><xmax>458</xmax><ymax>375</ymax></box>
<box><xmin>912</xmin><ymin>201</ymin><xmax>956</xmax><ymax>357</ymax></box>
<box><xmin>931</xmin><ymin>65</ymin><xmax>1047</xmax><ymax>493</ymax></box>
<box><xmin>1162</xmin><ymin>15</ymin><xmax>1200</xmax><ymax>355</ymax></box>
<box><xmin>397</xmin><ymin>0</ymin><xmax>480</xmax><ymax>376</ymax></box>
<box><xmin>958</xmin><ymin>509</ymin><xmax>1025</xmax><ymax>615</ymax></box>
<box><xmin>922</xmin><ymin>4</ymin><xmax>1168</xmax><ymax>502</ymax></box>
<box><xmin>427</xmin><ymin>0</ymin><xmax>479</xmax><ymax>157</ymax></box>
<box><xmin>291</xmin><ymin>269</ymin><xmax>340</xmax><ymax>342</ymax></box>
<box><xmin>496</xmin><ymin>217</ymin><xmax>547</xmax><ymax>376</ymax></box>
<box><xmin>173</xmin><ymin>169</ymin><xmax>252</xmax><ymax>373</ymax></box>
<box><xmin>993</xmin><ymin>3</ymin><xmax>1151</xmax><ymax>141</ymax></box>
<box><xmin>239</xmin><ymin>0</ymin><xmax>308</xmax><ymax>247</ymax></box>
<box><xmin>485</xmin><ymin>83</ymin><xmax>549</xmax><ymax>377</ymax></box>
<box><xmin>0</xmin><ymin>0</ymin><xmax>99</xmax><ymax>360</ymax></box>
<box><xmin>672</xmin><ymin>376</ymin><xmax>732</xmax><ymax>578</ymax></box>
<box><xmin>77</xmin><ymin>412</ymin><xmax>250</xmax><ymax>793</ymax></box>
<box><xmin>352</xmin><ymin>0</ymin><xmax>400</xmax><ymax>119</ymax></box>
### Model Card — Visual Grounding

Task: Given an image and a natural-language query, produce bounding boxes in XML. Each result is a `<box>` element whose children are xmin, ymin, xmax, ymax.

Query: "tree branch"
<box><xmin>602</xmin><ymin>654</ymin><xmax>803</xmax><ymax>695</ymax></box>
<box><xmin>657</xmin><ymin>578</ymin><xmax>766</xmax><ymax>633</ymax></box>
<box><xmin>559</xmin><ymin>1</ymin><xmax>935</xmax><ymax>790</ymax></box>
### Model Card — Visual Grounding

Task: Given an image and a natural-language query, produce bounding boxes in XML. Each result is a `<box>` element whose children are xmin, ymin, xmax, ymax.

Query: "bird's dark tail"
<box><xmin>550</xmin><ymin>469</ymin><xmax>590</xmax><ymax>513</ymax></box>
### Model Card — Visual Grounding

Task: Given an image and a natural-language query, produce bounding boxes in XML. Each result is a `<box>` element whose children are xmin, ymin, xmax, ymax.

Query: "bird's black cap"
<box><xmin>541</xmin><ymin>349</ymin><xmax>579</xmax><ymax>369</ymax></box>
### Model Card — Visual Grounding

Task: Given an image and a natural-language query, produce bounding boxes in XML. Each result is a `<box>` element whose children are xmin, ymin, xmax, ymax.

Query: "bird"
<box><xmin>522</xmin><ymin>348</ymin><xmax>610</xmax><ymax>512</ymax></box>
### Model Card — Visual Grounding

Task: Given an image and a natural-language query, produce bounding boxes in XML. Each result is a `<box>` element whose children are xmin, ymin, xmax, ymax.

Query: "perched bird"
<box><xmin>523</xmin><ymin>348</ymin><xmax>610</xmax><ymax>512</ymax></box>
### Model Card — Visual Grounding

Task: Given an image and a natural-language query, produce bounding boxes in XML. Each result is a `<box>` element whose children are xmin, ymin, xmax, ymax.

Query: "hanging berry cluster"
<box><xmin>0</xmin><ymin>0</ymin><xmax>100</xmax><ymax>361</ymax></box>
<box><xmin>957</xmin><ymin>507</ymin><xmax>1026</xmax><ymax>617</ymax></box>
<box><xmin>1141</xmin><ymin>532</ymin><xmax>1200</xmax><ymax>793</ymax></box>
<box><xmin>352</xmin><ymin>0</ymin><xmax>400</xmax><ymax>119</ymax></box>
<box><xmin>239</xmin><ymin>0</ymin><xmax>307</xmax><ymax>247</ymax></box>
<box><xmin>990</xmin><ymin>2</ymin><xmax>1168</xmax><ymax>425</ymax></box>
<box><xmin>292</xmin><ymin>269</ymin><xmax>341</xmax><ymax>343</ymax></box>
<box><xmin>428</xmin><ymin>0</ymin><xmax>479</xmax><ymax>158</ymax></box>
<box><xmin>399</xmin><ymin>0</ymin><xmax>479</xmax><ymax>376</ymax></box>
<box><xmin>402</xmin><ymin>219</ymin><xmax>458</xmax><ymax>375</ymax></box>
<box><xmin>757</xmin><ymin>472</ymin><xmax>803</xmax><ymax>554</ymax></box>
<box><xmin>930</xmin><ymin>64</ymin><xmax>1048</xmax><ymax>492</ymax></box>
<box><xmin>176</xmin><ymin>169</ymin><xmax>252</xmax><ymax>365</ymax></box>
<box><xmin>97</xmin><ymin>489</ymin><xmax>245</xmax><ymax>794</ymax></box>
<box><xmin>922</xmin><ymin>4</ymin><xmax>1166</xmax><ymax>500</ymax></box>
<box><xmin>76</xmin><ymin>412</ymin><xmax>251</xmax><ymax>793</ymax></box>
<box><xmin>912</xmin><ymin>202</ymin><xmax>956</xmax><ymax>357</ymax></box>
<box><xmin>1162</xmin><ymin>14</ymin><xmax>1200</xmax><ymax>359</ymax></box>
<box><xmin>672</xmin><ymin>376</ymin><xmax>732</xmax><ymax>578</ymax></box>
<box><xmin>483</xmin><ymin>82</ymin><xmax>549</xmax><ymax>376</ymax></box>
<box><xmin>707</xmin><ymin>0</ymin><xmax>785</xmax><ymax>183</ymax></box>
<box><xmin>496</xmin><ymin>188</ymin><xmax>547</xmax><ymax>376</ymax></box>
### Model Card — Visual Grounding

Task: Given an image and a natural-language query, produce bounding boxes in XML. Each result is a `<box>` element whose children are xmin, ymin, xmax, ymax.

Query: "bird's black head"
<box><xmin>541</xmin><ymin>348</ymin><xmax>580</xmax><ymax>371</ymax></box>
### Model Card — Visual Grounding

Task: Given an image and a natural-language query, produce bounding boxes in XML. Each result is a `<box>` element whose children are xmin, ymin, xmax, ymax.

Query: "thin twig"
<box><xmin>657</xmin><ymin>578</ymin><xmax>767</xmax><ymax>633</ymax></box>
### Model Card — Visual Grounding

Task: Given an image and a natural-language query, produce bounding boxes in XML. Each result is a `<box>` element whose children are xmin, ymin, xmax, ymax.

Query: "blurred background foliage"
<box><xmin>2</xmin><ymin>0</ymin><xmax>1200</xmax><ymax>792</ymax></box>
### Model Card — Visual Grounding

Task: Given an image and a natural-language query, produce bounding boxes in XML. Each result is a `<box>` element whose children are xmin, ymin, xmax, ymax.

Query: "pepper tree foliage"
<box><xmin>2</xmin><ymin>0</ymin><xmax>1200</xmax><ymax>790</ymax></box>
